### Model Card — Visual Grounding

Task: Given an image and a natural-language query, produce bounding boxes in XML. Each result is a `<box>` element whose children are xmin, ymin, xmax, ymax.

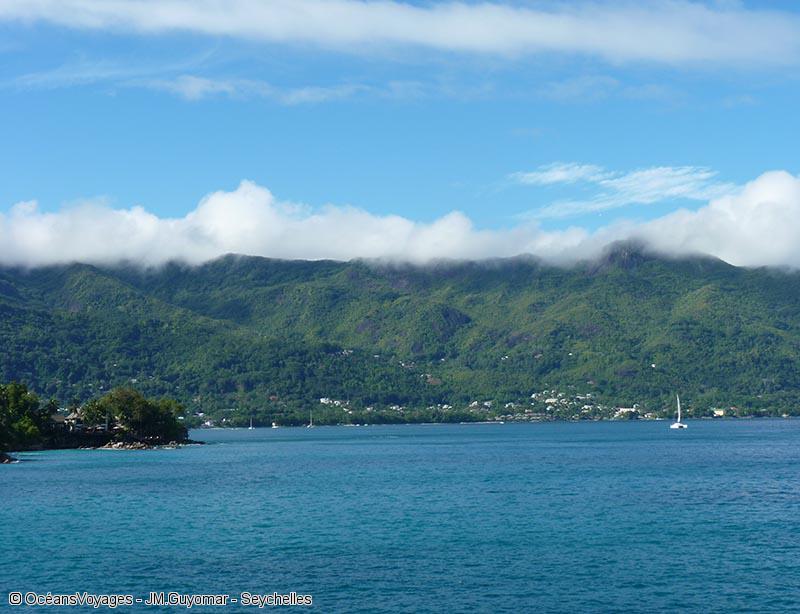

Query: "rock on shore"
<box><xmin>101</xmin><ymin>441</ymin><xmax>152</xmax><ymax>450</ymax></box>
<box><xmin>99</xmin><ymin>439</ymin><xmax>201</xmax><ymax>450</ymax></box>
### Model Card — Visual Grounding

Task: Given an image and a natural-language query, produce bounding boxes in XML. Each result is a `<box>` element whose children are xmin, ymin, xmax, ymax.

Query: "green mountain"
<box><xmin>2</xmin><ymin>243</ymin><xmax>800</xmax><ymax>423</ymax></box>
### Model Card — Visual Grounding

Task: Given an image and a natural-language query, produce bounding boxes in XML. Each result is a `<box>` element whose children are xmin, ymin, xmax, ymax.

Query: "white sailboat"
<box><xmin>670</xmin><ymin>395</ymin><xmax>688</xmax><ymax>429</ymax></box>
<box><xmin>306</xmin><ymin>411</ymin><xmax>314</xmax><ymax>428</ymax></box>
<box><xmin>248</xmin><ymin>417</ymin><xmax>255</xmax><ymax>430</ymax></box>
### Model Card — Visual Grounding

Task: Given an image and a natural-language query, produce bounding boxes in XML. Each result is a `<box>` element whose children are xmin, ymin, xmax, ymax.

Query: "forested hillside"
<box><xmin>2</xmin><ymin>243</ymin><xmax>800</xmax><ymax>423</ymax></box>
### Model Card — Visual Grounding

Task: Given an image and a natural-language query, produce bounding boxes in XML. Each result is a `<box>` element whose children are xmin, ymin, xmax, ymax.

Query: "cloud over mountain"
<box><xmin>2</xmin><ymin>170</ymin><xmax>800</xmax><ymax>269</ymax></box>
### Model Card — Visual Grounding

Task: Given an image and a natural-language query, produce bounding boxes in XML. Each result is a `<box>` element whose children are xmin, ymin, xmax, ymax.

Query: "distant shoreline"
<box><xmin>192</xmin><ymin>415</ymin><xmax>796</xmax><ymax>431</ymax></box>
<box><xmin>6</xmin><ymin>417</ymin><xmax>795</xmax><ymax>462</ymax></box>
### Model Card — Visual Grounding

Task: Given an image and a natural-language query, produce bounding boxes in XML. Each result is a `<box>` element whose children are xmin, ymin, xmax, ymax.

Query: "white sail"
<box><xmin>670</xmin><ymin>394</ymin><xmax>687</xmax><ymax>429</ymax></box>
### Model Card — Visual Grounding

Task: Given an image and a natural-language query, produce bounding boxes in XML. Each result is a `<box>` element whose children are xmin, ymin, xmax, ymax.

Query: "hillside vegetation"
<box><xmin>2</xmin><ymin>243</ymin><xmax>799</xmax><ymax>423</ymax></box>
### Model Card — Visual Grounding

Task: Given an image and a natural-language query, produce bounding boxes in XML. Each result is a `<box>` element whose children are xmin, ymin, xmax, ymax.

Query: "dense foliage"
<box><xmin>0</xmin><ymin>383</ymin><xmax>186</xmax><ymax>451</ymax></box>
<box><xmin>0</xmin><ymin>382</ymin><xmax>56</xmax><ymax>452</ymax></box>
<box><xmin>2</xmin><ymin>243</ymin><xmax>800</xmax><ymax>423</ymax></box>
<box><xmin>82</xmin><ymin>388</ymin><xmax>187</xmax><ymax>442</ymax></box>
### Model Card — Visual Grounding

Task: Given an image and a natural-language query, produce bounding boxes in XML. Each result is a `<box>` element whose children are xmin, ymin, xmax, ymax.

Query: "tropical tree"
<box><xmin>0</xmin><ymin>382</ymin><xmax>54</xmax><ymax>451</ymax></box>
<box><xmin>93</xmin><ymin>388</ymin><xmax>187</xmax><ymax>442</ymax></box>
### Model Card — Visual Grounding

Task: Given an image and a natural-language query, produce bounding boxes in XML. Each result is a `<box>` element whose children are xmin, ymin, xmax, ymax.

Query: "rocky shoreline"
<box><xmin>2</xmin><ymin>438</ymin><xmax>204</xmax><ymax>460</ymax></box>
<box><xmin>97</xmin><ymin>439</ymin><xmax>203</xmax><ymax>450</ymax></box>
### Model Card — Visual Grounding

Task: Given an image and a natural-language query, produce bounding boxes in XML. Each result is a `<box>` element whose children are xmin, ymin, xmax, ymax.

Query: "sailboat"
<box><xmin>670</xmin><ymin>395</ymin><xmax>688</xmax><ymax>429</ymax></box>
<box><xmin>248</xmin><ymin>417</ymin><xmax>255</xmax><ymax>430</ymax></box>
<box><xmin>306</xmin><ymin>411</ymin><xmax>314</xmax><ymax>428</ymax></box>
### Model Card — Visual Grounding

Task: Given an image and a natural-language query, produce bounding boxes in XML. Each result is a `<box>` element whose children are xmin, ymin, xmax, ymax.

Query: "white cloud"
<box><xmin>538</xmin><ymin>75</ymin><xmax>682</xmax><ymax>104</ymax></box>
<box><xmin>512</xmin><ymin>163</ymin><xmax>610</xmax><ymax>186</ymax></box>
<box><xmin>149</xmin><ymin>75</ymin><xmax>240</xmax><ymax>101</ymax></box>
<box><xmin>7</xmin><ymin>63</ymin><xmax>428</xmax><ymax>104</ymax></box>
<box><xmin>514</xmin><ymin>163</ymin><xmax>738</xmax><ymax>219</ymax></box>
<box><xmin>2</xmin><ymin>171</ymin><xmax>800</xmax><ymax>269</ymax></box>
<box><xmin>12</xmin><ymin>60</ymin><xmax>143</xmax><ymax>90</ymax></box>
<box><xmin>142</xmin><ymin>75</ymin><xmax>366</xmax><ymax>103</ymax></box>
<box><xmin>539</xmin><ymin>76</ymin><xmax>621</xmax><ymax>102</ymax></box>
<box><xmin>1</xmin><ymin>1</ymin><xmax>800</xmax><ymax>66</ymax></box>
<box><xmin>0</xmin><ymin>182</ymin><xmax>590</xmax><ymax>267</ymax></box>
<box><xmin>637</xmin><ymin>170</ymin><xmax>800</xmax><ymax>267</ymax></box>
<box><xmin>7</xmin><ymin>54</ymin><xmax>215</xmax><ymax>91</ymax></box>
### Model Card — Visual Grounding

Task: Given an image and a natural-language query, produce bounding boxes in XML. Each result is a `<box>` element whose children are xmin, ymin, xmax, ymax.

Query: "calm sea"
<box><xmin>2</xmin><ymin>421</ymin><xmax>799</xmax><ymax>613</ymax></box>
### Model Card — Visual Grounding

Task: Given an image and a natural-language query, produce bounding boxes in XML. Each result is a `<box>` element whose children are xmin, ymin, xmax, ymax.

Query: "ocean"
<box><xmin>2</xmin><ymin>420</ymin><xmax>799</xmax><ymax>612</ymax></box>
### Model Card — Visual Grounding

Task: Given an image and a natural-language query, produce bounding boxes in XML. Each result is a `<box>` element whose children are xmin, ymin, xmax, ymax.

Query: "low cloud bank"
<box><xmin>1</xmin><ymin>170</ymin><xmax>800</xmax><ymax>269</ymax></box>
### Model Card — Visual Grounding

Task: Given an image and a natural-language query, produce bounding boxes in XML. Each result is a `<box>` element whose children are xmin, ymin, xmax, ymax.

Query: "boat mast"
<box><xmin>676</xmin><ymin>394</ymin><xmax>681</xmax><ymax>423</ymax></box>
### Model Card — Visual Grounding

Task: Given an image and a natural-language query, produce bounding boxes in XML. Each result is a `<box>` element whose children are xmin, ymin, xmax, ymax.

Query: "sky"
<box><xmin>1</xmin><ymin>0</ymin><xmax>800</xmax><ymax>267</ymax></box>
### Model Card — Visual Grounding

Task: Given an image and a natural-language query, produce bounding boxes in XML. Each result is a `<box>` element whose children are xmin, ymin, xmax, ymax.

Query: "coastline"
<box><xmin>96</xmin><ymin>439</ymin><xmax>204</xmax><ymax>451</ymax></box>
<box><xmin>191</xmin><ymin>414</ymin><xmax>796</xmax><ymax>431</ymax></box>
<box><xmin>5</xmin><ymin>437</ymin><xmax>204</xmax><ymax>458</ymax></box>
<box><xmin>6</xmin><ymin>417</ymin><xmax>794</xmax><ymax>461</ymax></box>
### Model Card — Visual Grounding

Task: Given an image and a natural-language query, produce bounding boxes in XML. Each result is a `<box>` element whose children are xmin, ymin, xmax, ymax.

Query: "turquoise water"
<box><xmin>2</xmin><ymin>421</ymin><xmax>799</xmax><ymax>612</ymax></box>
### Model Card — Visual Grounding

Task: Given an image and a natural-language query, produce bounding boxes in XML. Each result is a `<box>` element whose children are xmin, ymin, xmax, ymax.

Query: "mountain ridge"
<box><xmin>2</xmin><ymin>246</ymin><xmax>799</xmax><ymax>421</ymax></box>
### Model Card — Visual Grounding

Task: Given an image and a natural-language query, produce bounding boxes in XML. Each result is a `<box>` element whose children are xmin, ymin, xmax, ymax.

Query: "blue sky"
<box><xmin>2</xmin><ymin>1</ymin><xmax>800</xmax><ymax>266</ymax></box>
